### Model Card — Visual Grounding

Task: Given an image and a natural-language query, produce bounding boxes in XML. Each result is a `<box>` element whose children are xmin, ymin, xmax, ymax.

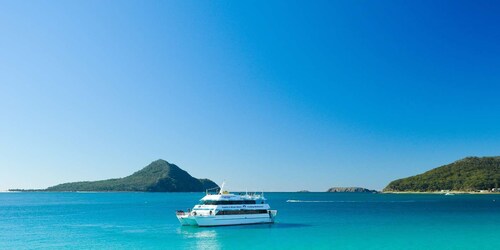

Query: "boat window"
<box><xmin>200</xmin><ymin>200</ymin><xmax>257</xmax><ymax>205</ymax></box>
<box><xmin>216</xmin><ymin>210</ymin><xmax>268</xmax><ymax>215</ymax></box>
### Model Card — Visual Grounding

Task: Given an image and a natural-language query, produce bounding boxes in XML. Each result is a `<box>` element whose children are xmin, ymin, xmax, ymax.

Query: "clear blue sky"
<box><xmin>1</xmin><ymin>0</ymin><xmax>499</xmax><ymax>191</ymax></box>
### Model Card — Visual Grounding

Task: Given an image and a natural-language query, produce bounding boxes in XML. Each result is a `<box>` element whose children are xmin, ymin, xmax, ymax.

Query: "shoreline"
<box><xmin>4</xmin><ymin>189</ymin><xmax>500</xmax><ymax>194</ymax></box>
<box><xmin>383</xmin><ymin>191</ymin><xmax>500</xmax><ymax>195</ymax></box>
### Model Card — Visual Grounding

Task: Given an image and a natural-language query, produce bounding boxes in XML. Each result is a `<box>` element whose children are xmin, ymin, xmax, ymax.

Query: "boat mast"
<box><xmin>219</xmin><ymin>181</ymin><xmax>226</xmax><ymax>195</ymax></box>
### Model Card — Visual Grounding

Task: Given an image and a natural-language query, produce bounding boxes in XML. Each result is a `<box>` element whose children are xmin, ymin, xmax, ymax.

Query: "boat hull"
<box><xmin>177</xmin><ymin>210</ymin><xmax>277</xmax><ymax>227</ymax></box>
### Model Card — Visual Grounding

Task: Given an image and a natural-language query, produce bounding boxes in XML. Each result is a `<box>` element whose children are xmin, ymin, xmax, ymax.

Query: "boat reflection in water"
<box><xmin>176</xmin><ymin>227</ymin><xmax>220</xmax><ymax>250</ymax></box>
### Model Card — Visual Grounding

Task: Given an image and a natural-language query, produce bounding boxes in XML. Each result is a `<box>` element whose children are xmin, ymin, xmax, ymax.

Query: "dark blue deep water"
<box><xmin>1</xmin><ymin>192</ymin><xmax>499</xmax><ymax>249</ymax></box>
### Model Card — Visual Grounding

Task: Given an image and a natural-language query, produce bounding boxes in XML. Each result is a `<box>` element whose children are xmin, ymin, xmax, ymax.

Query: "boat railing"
<box><xmin>176</xmin><ymin>208</ymin><xmax>192</xmax><ymax>215</ymax></box>
<box><xmin>206</xmin><ymin>186</ymin><xmax>221</xmax><ymax>195</ymax></box>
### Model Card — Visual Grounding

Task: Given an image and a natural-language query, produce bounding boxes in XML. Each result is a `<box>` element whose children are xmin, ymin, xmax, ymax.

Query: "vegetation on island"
<box><xmin>43</xmin><ymin>159</ymin><xmax>218</xmax><ymax>192</ymax></box>
<box><xmin>384</xmin><ymin>157</ymin><xmax>500</xmax><ymax>192</ymax></box>
<box><xmin>327</xmin><ymin>187</ymin><xmax>378</xmax><ymax>193</ymax></box>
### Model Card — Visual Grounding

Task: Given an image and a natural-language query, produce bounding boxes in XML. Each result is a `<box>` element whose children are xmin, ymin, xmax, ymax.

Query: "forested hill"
<box><xmin>384</xmin><ymin>157</ymin><xmax>500</xmax><ymax>192</ymax></box>
<box><xmin>44</xmin><ymin>159</ymin><xmax>218</xmax><ymax>192</ymax></box>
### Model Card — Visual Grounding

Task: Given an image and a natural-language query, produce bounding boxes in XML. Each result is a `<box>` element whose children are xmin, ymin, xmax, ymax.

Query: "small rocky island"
<box><xmin>327</xmin><ymin>187</ymin><xmax>378</xmax><ymax>193</ymax></box>
<box><xmin>11</xmin><ymin>159</ymin><xmax>218</xmax><ymax>192</ymax></box>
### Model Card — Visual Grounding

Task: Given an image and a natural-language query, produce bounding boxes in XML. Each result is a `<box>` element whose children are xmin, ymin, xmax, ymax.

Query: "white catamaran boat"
<box><xmin>176</xmin><ymin>182</ymin><xmax>277</xmax><ymax>227</ymax></box>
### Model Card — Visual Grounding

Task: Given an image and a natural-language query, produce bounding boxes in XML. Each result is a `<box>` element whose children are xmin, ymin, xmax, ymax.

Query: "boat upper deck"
<box><xmin>200</xmin><ymin>193</ymin><xmax>266</xmax><ymax>202</ymax></box>
<box><xmin>202</xmin><ymin>182</ymin><xmax>266</xmax><ymax>202</ymax></box>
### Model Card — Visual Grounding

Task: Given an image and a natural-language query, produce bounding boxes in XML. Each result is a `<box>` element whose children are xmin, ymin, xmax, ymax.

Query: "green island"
<box><xmin>11</xmin><ymin>159</ymin><xmax>218</xmax><ymax>192</ymax></box>
<box><xmin>384</xmin><ymin>156</ymin><xmax>500</xmax><ymax>193</ymax></box>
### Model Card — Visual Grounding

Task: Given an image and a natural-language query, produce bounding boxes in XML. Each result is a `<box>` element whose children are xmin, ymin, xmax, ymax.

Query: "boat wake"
<box><xmin>286</xmin><ymin>200</ymin><xmax>418</xmax><ymax>203</ymax></box>
<box><xmin>287</xmin><ymin>200</ymin><xmax>339</xmax><ymax>203</ymax></box>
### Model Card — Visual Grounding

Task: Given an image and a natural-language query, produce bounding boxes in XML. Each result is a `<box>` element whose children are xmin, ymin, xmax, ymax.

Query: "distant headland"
<box><xmin>10</xmin><ymin>159</ymin><xmax>218</xmax><ymax>192</ymax></box>
<box><xmin>384</xmin><ymin>156</ymin><xmax>500</xmax><ymax>193</ymax></box>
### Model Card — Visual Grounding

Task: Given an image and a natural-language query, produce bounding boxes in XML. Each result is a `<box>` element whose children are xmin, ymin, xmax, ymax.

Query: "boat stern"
<box><xmin>269</xmin><ymin>210</ymin><xmax>278</xmax><ymax>222</ymax></box>
<box><xmin>176</xmin><ymin>211</ymin><xmax>198</xmax><ymax>226</ymax></box>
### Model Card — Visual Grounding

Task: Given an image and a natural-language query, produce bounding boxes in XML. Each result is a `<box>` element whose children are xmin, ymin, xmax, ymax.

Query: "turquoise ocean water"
<box><xmin>1</xmin><ymin>192</ymin><xmax>499</xmax><ymax>249</ymax></box>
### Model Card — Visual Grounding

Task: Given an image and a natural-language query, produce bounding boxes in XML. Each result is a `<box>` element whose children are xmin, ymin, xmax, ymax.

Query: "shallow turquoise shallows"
<box><xmin>1</xmin><ymin>192</ymin><xmax>499</xmax><ymax>249</ymax></box>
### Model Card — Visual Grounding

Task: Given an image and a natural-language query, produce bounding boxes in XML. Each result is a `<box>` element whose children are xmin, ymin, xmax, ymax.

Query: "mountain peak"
<box><xmin>143</xmin><ymin>159</ymin><xmax>172</xmax><ymax>169</ymax></box>
<box><xmin>151</xmin><ymin>159</ymin><xmax>169</xmax><ymax>164</ymax></box>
